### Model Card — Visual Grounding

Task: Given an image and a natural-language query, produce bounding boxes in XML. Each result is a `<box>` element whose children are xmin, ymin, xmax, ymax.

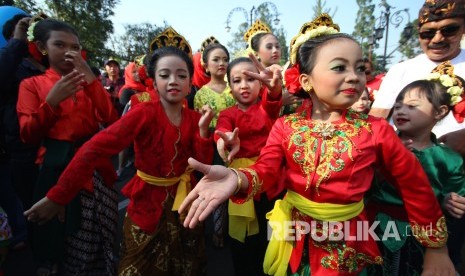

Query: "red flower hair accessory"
<box><xmin>284</xmin><ymin>63</ymin><xmax>301</xmax><ymax>94</ymax></box>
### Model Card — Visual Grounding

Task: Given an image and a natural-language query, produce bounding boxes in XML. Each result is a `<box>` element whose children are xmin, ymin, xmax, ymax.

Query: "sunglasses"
<box><xmin>419</xmin><ymin>25</ymin><xmax>461</xmax><ymax>40</ymax></box>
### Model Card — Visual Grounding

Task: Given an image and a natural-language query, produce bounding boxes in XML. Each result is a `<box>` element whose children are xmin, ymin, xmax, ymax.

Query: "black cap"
<box><xmin>104</xmin><ymin>59</ymin><xmax>119</xmax><ymax>67</ymax></box>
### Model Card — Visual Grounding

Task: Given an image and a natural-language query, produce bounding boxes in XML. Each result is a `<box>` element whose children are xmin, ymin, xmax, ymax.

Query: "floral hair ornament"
<box><xmin>149</xmin><ymin>26</ymin><xmax>192</xmax><ymax>58</ymax></box>
<box><xmin>26</xmin><ymin>12</ymin><xmax>48</xmax><ymax>42</ymax></box>
<box><xmin>425</xmin><ymin>61</ymin><xmax>464</xmax><ymax>105</ymax></box>
<box><xmin>418</xmin><ymin>0</ymin><xmax>465</xmax><ymax>26</ymax></box>
<box><xmin>284</xmin><ymin>14</ymin><xmax>340</xmax><ymax>94</ymax></box>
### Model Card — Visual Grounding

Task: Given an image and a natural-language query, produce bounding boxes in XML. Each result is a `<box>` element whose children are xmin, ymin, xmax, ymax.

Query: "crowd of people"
<box><xmin>1</xmin><ymin>0</ymin><xmax>465</xmax><ymax>275</ymax></box>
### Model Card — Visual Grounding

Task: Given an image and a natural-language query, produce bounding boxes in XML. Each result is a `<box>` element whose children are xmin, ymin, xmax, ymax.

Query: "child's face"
<box><xmin>392</xmin><ymin>88</ymin><xmax>437</xmax><ymax>135</ymax></box>
<box><xmin>206</xmin><ymin>48</ymin><xmax>228</xmax><ymax>78</ymax></box>
<box><xmin>257</xmin><ymin>34</ymin><xmax>281</xmax><ymax>67</ymax></box>
<box><xmin>153</xmin><ymin>55</ymin><xmax>191</xmax><ymax>105</ymax></box>
<box><xmin>229</xmin><ymin>62</ymin><xmax>261</xmax><ymax>109</ymax></box>
<box><xmin>351</xmin><ymin>90</ymin><xmax>371</xmax><ymax>113</ymax></box>
<box><xmin>302</xmin><ymin>39</ymin><xmax>366</xmax><ymax>111</ymax></box>
<box><xmin>42</xmin><ymin>30</ymin><xmax>81</xmax><ymax>74</ymax></box>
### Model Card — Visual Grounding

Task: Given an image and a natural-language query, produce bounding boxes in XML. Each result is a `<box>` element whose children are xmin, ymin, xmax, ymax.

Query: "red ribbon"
<box><xmin>284</xmin><ymin>64</ymin><xmax>301</xmax><ymax>94</ymax></box>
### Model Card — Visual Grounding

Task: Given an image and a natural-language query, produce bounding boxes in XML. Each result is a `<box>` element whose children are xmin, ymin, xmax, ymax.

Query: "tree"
<box><xmin>1</xmin><ymin>0</ymin><xmax>15</xmax><ymax>6</ymax></box>
<box><xmin>398</xmin><ymin>19</ymin><xmax>421</xmax><ymax>60</ymax></box>
<box><xmin>44</xmin><ymin>0</ymin><xmax>119</xmax><ymax>66</ymax></box>
<box><xmin>11</xmin><ymin>0</ymin><xmax>43</xmax><ymax>14</ymax></box>
<box><xmin>352</xmin><ymin>0</ymin><xmax>375</xmax><ymax>58</ymax></box>
<box><xmin>226</xmin><ymin>4</ymin><xmax>288</xmax><ymax>65</ymax></box>
<box><xmin>312</xmin><ymin>0</ymin><xmax>337</xmax><ymax>19</ymax></box>
<box><xmin>108</xmin><ymin>22</ymin><xmax>166</xmax><ymax>65</ymax></box>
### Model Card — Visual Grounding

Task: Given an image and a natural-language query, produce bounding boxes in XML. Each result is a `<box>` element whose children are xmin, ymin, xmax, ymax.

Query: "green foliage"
<box><xmin>108</xmin><ymin>22</ymin><xmax>166</xmax><ymax>65</ymax></box>
<box><xmin>1</xmin><ymin>0</ymin><xmax>15</xmax><ymax>6</ymax></box>
<box><xmin>312</xmin><ymin>0</ymin><xmax>337</xmax><ymax>18</ymax></box>
<box><xmin>225</xmin><ymin>4</ymin><xmax>288</xmax><ymax>65</ymax></box>
<box><xmin>352</xmin><ymin>0</ymin><xmax>375</xmax><ymax>57</ymax></box>
<box><xmin>10</xmin><ymin>0</ymin><xmax>43</xmax><ymax>14</ymax></box>
<box><xmin>398</xmin><ymin>19</ymin><xmax>421</xmax><ymax>60</ymax></box>
<box><xmin>44</xmin><ymin>0</ymin><xmax>119</xmax><ymax>66</ymax></box>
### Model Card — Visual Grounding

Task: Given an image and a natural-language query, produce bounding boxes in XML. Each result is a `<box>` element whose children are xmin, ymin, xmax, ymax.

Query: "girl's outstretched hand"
<box><xmin>215</xmin><ymin>128</ymin><xmax>240</xmax><ymax>163</ymax></box>
<box><xmin>179</xmin><ymin>158</ymin><xmax>238</xmax><ymax>229</ymax></box>
<box><xmin>421</xmin><ymin>246</ymin><xmax>455</xmax><ymax>276</ymax></box>
<box><xmin>243</xmin><ymin>53</ymin><xmax>283</xmax><ymax>98</ymax></box>
<box><xmin>24</xmin><ymin>197</ymin><xmax>65</xmax><ymax>225</ymax></box>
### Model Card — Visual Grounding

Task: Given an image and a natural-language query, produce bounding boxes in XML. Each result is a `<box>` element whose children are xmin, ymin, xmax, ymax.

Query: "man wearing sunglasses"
<box><xmin>370</xmin><ymin>0</ymin><xmax>465</xmax><ymax>139</ymax></box>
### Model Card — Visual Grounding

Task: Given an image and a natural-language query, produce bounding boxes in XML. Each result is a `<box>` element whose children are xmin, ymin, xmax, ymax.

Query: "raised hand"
<box><xmin>45</xmin><ymin>70</ymin><xmax>86</xmax><ymax>108</ymax></box>
<box><xmin>198</xmin><ymin>104</ymin><xmax>214</xmax><ymax>138</ymax></box>
<box><xmin>215</xmin><ymin>128</ymin><xmax>240</xmax><ymax>163</ymax></box>
<box><xmin>13</xmin><ymin>17</ymin><xmax>31</xmax><ymax>41</ymax></box>
<box><xmin>64</xmin><ymin>50</ymin><xmax>95</xmax><ymax>84</ymax></box>
<box><xmin>243</xmin><ymin>53</ymin><xmax>283</xmax><ymax>98</ymax></box>
<box><xmin>24</xmin><ymin>197</ymin><xmax>65</xmax><ymax>225</ymax></box>
<box><xmin>179</xmin><ymin>158</ymin><xmax>239</xmax><ymax>229</ymax></box>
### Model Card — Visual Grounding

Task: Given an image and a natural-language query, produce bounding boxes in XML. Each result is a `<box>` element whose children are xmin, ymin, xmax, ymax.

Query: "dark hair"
<box><xmin>395</xmin><ymin>79</ymin><xmax>452</xmax><ymax>115</ymax></box>
<box><xmin>2</xmin><ymin>14</ymin><xmax>28</xmax><ymax>40</ymax></box>
<box><xmin>33</xmin><ymin>19</ymin><xmax>79</xmax><ymax>45</ymax></box>
<box><xmin>250</xmin><ymin>33</ymin><xmax>276</xmax><ymax>52</ymax></box>
<box><xmin>297</xmin><ymin>33</ymin><xmax>358</xmax><ymax>75</ymax></box>
<box><xmin>201</xmin><ymin>43</ymin><xmax>230</xmax><ymax>66</ymax></box>
<box><xmin>147</xmin><ymin>46</ymin><xmax>194</xmax><ymax>79</ymax></box>
<box><xmin>226</xmin><ymin>57</ymin><xmax>255</xmax><ymax>83</ymax></box>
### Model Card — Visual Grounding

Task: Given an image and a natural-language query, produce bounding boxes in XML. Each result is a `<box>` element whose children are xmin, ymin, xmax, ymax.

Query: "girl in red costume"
<box><xmin>24</xmin><ymin>42</ymin><xmax>215</xmax><ymax>275</ymax></box>
<box><xmin>17</xmin><ymin>18</ymin><xmax>119</xmax><ymax>275</ymax></box>
<box><xmin>179</xmin><ymin>14</ymin><xmax>455</xmax><ymax>275</ymax></box>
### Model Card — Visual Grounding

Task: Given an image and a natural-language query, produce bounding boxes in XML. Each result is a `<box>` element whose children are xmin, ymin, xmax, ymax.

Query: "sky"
<box><xmin>111</xmin><ymin>0</ymin><xmax>424</xmax><ymax>67</ymax></box>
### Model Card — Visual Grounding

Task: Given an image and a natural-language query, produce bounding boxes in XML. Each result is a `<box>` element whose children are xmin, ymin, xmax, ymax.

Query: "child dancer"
<box><xmin>350</xmin><ymin>88</ymin><xmax>371</xmax><ymax>113</ymax></box>
<box><xmin>17</xmin><ymin>18</ymin><xmax>118</xmax><ymax>275</ymax></box>
<box><xmin>215</xmin><ymin>56</ymin><xmax>282</xmax><ymax>275</ymax></box>
<box><xmin>369</xmin><ymin>62</ymin><xmax>465</xmax><ymax>275</ymax></box>
<box><xmin>179</xmin><ymin>14</ymin><xmax>454</xmax><ymax>275</ymax></box>
<box><xmin>24</xmin><ymin>29</ymin><xmax>215</xmax><ymax>275</ymax></box>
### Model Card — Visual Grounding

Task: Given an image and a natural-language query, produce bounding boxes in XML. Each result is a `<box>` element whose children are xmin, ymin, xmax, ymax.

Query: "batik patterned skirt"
<box><xmin>118</xmin><ymin>195</ymin><xmax>206</xmax><ymax>276</ymax></box>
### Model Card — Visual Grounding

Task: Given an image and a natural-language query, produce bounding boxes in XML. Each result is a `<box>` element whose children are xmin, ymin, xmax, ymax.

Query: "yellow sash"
<box><xmin>228</xmin><ymin>157</ymin><xmax>259</xmax><ymax>243</ymax></box>
<box><xmin>136</xmin><ymin>167</ymin><xmax>193</xmax><ymax>211</ymax></box>
<box><xmin>263</xmin><ymin>190</ymin><xmax>364</xmax><ymax>276</ymax></box>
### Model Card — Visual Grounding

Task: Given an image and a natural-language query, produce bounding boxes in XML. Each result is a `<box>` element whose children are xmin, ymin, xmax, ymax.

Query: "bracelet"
<box><xmin>230</xmin><ymin>168</ymin><xmax>242</xmax><ymax>195</ymax></box>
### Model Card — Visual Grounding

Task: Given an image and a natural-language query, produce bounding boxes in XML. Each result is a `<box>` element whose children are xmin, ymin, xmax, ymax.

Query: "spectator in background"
<box><xmin>101</xmin><ymin>58</ymin><xmax>125</xmax><ymax>115</ymax></box>
<box><xmin>364</xmin><ymin>58</ymin><xmax>385</xmax><ymax>102</ymax></box>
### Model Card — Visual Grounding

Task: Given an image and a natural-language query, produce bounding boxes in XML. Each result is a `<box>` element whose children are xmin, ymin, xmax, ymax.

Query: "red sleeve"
<box><xmin>214</xmin><ymin>107</ymin><xmax>235</xmax><ymax>143</ymax></box>
<box><xmin>261</xmin><ymin>88</ymin><xmax>282</xmax><ymax>120</ymax></box>
<box><xmin>17</xmin><ymin>79</ymin><xmax>62</xmax><ymax>145</ymax></box>
<box><xmin>374</xmin><ymin>119</ymin><xmax>447</xmax><ymax>248</ymax></box>
<box><xmin>231</xmin><ymin>117</ymin><xmax>286</xmax><ymax>203</ymax></box>
<box><xmin>83</xmin><ymin>79</ymin><xmax>119</xmax><ymax>124</ymax></box>
<box><xmin>193</xmin><ymin>132</ymin><xmax>214</xmax><ymax>165</ymax></box>
<box><xmin>46</xmin><ymin>105</ymin><xmax>152</xmax><ymax>205</ymax></box>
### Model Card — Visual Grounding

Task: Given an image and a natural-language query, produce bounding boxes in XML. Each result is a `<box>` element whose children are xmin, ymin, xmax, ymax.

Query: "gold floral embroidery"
<box><xmin>119</xmin><ymin>265</ymin><xmax>142</xmax><ymax>276</ymax></box>
<box><xmin>238</xmin><ymin>168</ymin><xmax>262</xmax><ymax>201</ymax></box>
<box><xmin>411</xmin><ymin>215</ymin><xmax>448</xmax><ymax>248</ymax></box>
<box><xmin>130</xmin><ymin>223</ymin><xmax>152</xmax><ymax>246</ymax></box>
<box><xmin>136</xmin><ymin>91</ymin><xmax>151</xmax><ymax>103</ymax></box>
<box><xmin>285</xmin><ymin>109</ymin><xmax>371</xmax><ymax>194</ymax></box>
<box><xmin>310</xmin><ymin>220</ymin><xmax>383</xmax><ymax>272</ymax></box>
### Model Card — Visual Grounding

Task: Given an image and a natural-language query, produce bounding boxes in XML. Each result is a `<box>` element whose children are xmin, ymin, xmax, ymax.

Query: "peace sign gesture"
<box><xmin>242</xmin><ymin>53</ymin><xmax>283</xmax><ymax>98</ymax></box>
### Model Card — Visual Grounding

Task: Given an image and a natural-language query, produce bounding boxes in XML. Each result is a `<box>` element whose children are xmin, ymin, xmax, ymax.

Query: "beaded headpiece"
<box><xmin>200</xmin><ymin>36</ymin><xmax>220</xmax><ymax>53</ymax></box>
<box><xmin>289</xmin><ymin>14</ymin><xmax>340</xmax><ymax>65</ymax></box>
<box><xmin>243</xmin><ymin>19</ymin><xmax>271</xmax><ymax>45</ymax></box>
<box><xmin>418</xmin><ymin>0</ymin><xmax>465</xmax><ymax>26</ymax></box>
<box><xmin>425</xmin><ymin>61</ymin><xmax>464</xmax><ymax>105</ymax></box>
<box><xmin>149</xmin><ymin>26</ymin><xmax>192</xmax><ymax>57</ymax></box>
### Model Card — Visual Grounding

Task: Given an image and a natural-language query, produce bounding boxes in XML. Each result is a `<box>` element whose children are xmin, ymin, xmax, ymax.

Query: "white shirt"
<box><xmin>372</xmin><ymin>50</ymin><xmax>465</xmax><ymax>137</ymax></box>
